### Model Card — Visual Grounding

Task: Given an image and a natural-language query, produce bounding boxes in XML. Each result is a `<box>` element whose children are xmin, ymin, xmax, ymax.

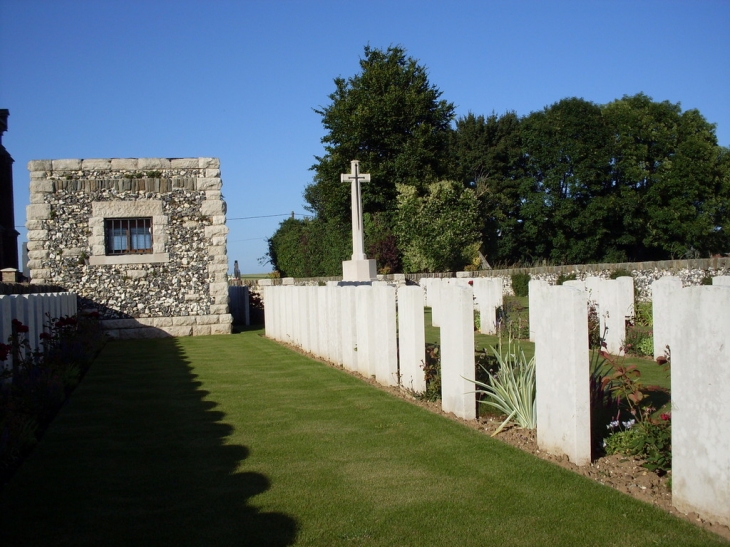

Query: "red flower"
<box><xmin>40</xmin><ymin>332</ymin><xmax>53</xmax><ymax>340</ymax></box>
<box><xmin>661</xmin><ymin>413</ymin><xmax>671</xmax><ymax>421</ymax></box>
<box><xmin>468</xmin><ymin>280</ymin><xmax>474</xmax><ymax>286</ymax></box>
<box><xmin>0</xmin><ymin>343</ymin><xmax>10</xmax><ymax>361</ymax></box>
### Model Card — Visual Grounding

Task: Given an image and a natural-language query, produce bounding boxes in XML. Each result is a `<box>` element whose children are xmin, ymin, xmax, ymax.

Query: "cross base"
<box><xmin>342</xmin><ymin>259</ymin><xmax>377</xmax><ymax>282</ymax></box>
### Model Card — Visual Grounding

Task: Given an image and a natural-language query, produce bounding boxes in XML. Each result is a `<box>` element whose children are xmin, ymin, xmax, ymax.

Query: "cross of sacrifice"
<box><xmin>340</xmin><ymin>160</ymin><xmax>370</xmax><ymax>261</ymax></box>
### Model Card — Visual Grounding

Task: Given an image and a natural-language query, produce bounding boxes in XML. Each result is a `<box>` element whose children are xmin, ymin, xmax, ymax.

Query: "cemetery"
<box><xmin>1</xmin><ymin>149</ymin><xmax>729</xmax><ymax>545</ymax></box>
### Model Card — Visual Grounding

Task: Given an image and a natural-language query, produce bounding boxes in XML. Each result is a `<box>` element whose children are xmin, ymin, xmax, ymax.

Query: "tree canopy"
<box><xmin>304</xmin><ymin>45</ymin><xmax>456</xmax><ymax>224</ymax></box>
<box><xmin>266</xmin><ymin>45</ymin><xmax>730</xmax><ymax>275</ymax></box>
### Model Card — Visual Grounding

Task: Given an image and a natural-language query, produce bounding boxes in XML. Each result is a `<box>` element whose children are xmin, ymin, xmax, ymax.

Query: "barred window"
<box><xmin>105</xmin><ymin>218</ymin><xmax>153</xmax><ymax>255</ymax></box>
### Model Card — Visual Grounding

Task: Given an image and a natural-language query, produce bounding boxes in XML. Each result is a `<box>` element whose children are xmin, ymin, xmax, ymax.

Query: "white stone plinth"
<box><xmin>651</xmin><ymin>276</ymin><xmax>682</xmax><ymax>360</ymax></box>
<box><xmin>342</xmin><ymin>259</ymin><xmax>377</xmax><ymax>282</ymax></box>
<box><xmin>440</xmin><ymin>284</ymin><xmax>476</xmax><ymax>420</ymax></box>
<box><xmin>535</xmin><ymin>285</ymin><xmax>591</xmax><ymax>466</ymax></box>
<box><xmin>397</xmin><ymin>286</ymin><xmax>426</xmax><ymax>393</ymax></box>
<box><xmin>373</xmin><ymin>285</ymin><xmax>398</xmax><ymax>386</ymax></box>
<box><xmin>671</xmin><ymin>286</ymin><xmax>730</xmax><ymax>526</ymax></box>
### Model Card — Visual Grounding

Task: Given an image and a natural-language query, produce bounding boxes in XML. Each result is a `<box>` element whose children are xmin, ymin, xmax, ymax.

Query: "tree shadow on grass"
<box><xmin>0</xmin><ymin>337</ymin><xmax>297</xmax><ymax>547</ymax></box>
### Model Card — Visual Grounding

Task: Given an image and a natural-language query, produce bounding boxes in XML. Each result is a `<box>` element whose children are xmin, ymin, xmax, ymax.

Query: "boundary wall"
<box><xmin>247</xmin><ymin>257</ymin><xmax>730</xmax><ymax>301</ymax></box>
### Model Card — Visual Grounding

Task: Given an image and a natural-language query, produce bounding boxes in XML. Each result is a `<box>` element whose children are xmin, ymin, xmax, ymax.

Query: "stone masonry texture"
<box><xmin>26</xmin><ymin>157</ymin><xmax>231</xmax><ymax>337</ymax></box>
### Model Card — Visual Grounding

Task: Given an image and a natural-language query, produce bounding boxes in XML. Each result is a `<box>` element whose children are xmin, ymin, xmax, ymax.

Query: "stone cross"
<box><xmin>340</xmin><ymin>160</ymin><xmax>370</xmax><ymax>261</ymax></box>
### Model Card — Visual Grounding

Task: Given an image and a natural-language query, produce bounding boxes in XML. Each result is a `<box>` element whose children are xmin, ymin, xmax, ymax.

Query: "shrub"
<box><xmin>470</xmin><ymin>337</ymin><xmax>536</xmax><ymax>435</ymax></box>
<box><xmin>510</xmin><ymin>273</ymin><xmax>530</xmax><ymax>297</ymax></box>
<box><xmin>419</xmin><ymin>343</ymin><xmax>441</xmax><ymax>402</ymax></box>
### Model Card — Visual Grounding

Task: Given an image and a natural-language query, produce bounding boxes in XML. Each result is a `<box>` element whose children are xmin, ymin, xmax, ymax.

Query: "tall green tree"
<box><xmin>602</xmin><ymin>93</ymin><xmax>730</xmax><ymax>259</ymax></box>
<box><xmin>304</xmin><ymin>45</ymin><xmax>456</xmax><ymax>224</ymax></box>
<box><xmin>519</xmin><ymin>97</ymin><xmax>614</xmax><ymax>263</ymax></box>
<box><xmin>447</xmin><ymin>111</ymin><xmax>525</xmax><ymax>263</ymax></box>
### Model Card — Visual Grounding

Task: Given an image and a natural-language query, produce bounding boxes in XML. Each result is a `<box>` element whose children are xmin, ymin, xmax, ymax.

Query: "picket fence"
<box><xmin>0</xmin><ymin>292</ymin><xmax>78</xmax><ymax>369</ymax></box>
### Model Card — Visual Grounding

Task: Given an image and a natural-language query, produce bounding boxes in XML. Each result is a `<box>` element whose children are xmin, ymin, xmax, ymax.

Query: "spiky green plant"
<box><xmin>469</xmin><ymin>338</ymin><xmax>536</xmax><ymax>435</ymax></box>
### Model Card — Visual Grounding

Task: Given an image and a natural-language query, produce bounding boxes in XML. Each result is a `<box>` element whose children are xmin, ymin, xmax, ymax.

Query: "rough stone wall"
<box><xmin>26</xmin><ymin>158</ymin><xmax>232</xmax><ymax>337</ymax></box>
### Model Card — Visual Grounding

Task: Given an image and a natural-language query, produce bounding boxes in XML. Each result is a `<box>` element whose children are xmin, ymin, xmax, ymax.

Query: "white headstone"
<box><xmin>440</xmin><ymin>284</ymin><xmax>476</xmax><ymax>420</ymax></box>
<box><xmin>397</xmin><ymin>286</ymin><xmax>426</xmax><ymax>393</ymax></box>
<box><xmin>671</xmin><ymin>285</ymin><xmax>730</xmax><ymax>526</ymax></box>
<box><xmin>373</xmin><ymin>285</ymin><xmax>398</xmax><ymax>386</ymax></box>
<box><xmin>651</xmin><ymin>276</ymin><xmax>682</xmax><ymax>360</ymax></box>
<box><xmin>535</xmin><ymin>285</ymin><xmax>591</xmax><ymax>466</ymax></box>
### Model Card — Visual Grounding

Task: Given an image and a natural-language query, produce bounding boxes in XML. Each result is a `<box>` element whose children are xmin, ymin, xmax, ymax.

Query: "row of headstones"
<box><xmin>263</xmin><ymin>283</ymin><xmax>480</xmax><ymax>419</ymax></box>
<box><xmin>530</xmin><ymin>277</ymin><xmax>730</xmax><ymax>527</ymax></box>
<box><xmin>0</xmin><ymin>292</ymin><xmax>78</xmax><ymax>370</ymax></box>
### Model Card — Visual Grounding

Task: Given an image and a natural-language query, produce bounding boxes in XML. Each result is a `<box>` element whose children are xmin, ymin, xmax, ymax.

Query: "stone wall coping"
<box><xmin>27</xmin><ymin>157</ymin><xmax>220</xmax><ymax>172</ymax></box>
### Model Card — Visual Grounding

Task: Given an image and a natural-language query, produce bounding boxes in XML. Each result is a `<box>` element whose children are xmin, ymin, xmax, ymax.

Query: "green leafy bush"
<box><xmin>510</xmin><ymin>273</ymin><xmax>530</xmax><ymax>297</ymax></box>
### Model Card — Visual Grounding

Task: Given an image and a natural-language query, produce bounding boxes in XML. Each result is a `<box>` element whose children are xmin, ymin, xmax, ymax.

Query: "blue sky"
<box><xmin>2</xmin><ymin>0</ymin><xmax>729</xmax><ymax>274</ymax></box>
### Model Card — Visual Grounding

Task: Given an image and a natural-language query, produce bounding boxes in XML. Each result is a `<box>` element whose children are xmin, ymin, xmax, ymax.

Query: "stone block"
<box><xmin>201</xmin><ymin>200</ymin><xmax>226</xmax><ymax>216</ymax></box>
<box><xmin>198</xmin><ymin>157</ymin><xmax>220</xmax><ymax>169</ymax></box>
<box><xmin>208</xmin><ymin>245</ymin><xmax>226</xmax><ymax>257</ymax></box>
<box><xmin>209</xmin><ymin>255</ymin><xmax>228</xmax><ymax>265</ymax></box>
<box><xmin>24</xmin><ymin>221</ymin><xmax>44</xmax><ymax>232</ymax></box>
<box><xmin>27</xmin><ymin>160</ymin><xmax>52</xmax><ymax>172</ymax></box>
<box><xmin>27</xmin><ymin>250</ymin><xmax>49</xmax><ymax>259</ymax></box>
<box><xmin>193</xmin><ymin>324</ymin><xmax>212</xmax><ymax>336</ymax></box>
<box><xmin>110</xmin><ymin>158</ymin><xmax>139</xmax><ymax>170</ymax></box>
<box><xmin>125</xmin><ymin>270</ymin><xmax>147</xmax><ymax>279</ymax></box>
<box><xmin>172</xmin><ymin>316</ymin><xmax>196</xmax><ymax>326</ymax></box>
<box><xmin>29</xmin><ymin>194</ymin><xmax>47</xmax><ymax>204</ymax></box>
<box><xmin>26</xmin><ymin>204</ymin><xmax>51</xmax><ymax>221</ymax></box>
<box><xmin>204</xmin><ymin>225</ymin><xmax>229</xmax><ymax>238</ymax></box>
<box><xmin>205</xmin><ymin>169</ymin><xmax>221</xmax><ymax>177</ymax></box>
<box><xmin>197</xmin><ymin>177</ymin><xmax>222</xmax><ymax>191</ymax></box>
<box><xmin>170</xmin><ymin>158</ymin><xmax>200</xmax><ymax>168</ymax></box>
<box><xmin>30</xmin><ymin>180</ymin><xmax>54</xmax><ymax>194</ymax></box>
<box><xmin>195</xmin><ymin>315</ymin><xmax>218</xmax><ymax>325</ymax></box>
<box><xmin>25</xmin><ymin>240</ymin><xmax>44</xmax><ymax>251</ymax></box>
<box><xmin>30</xmin><ymin>273</ymin><xmax>51</xmax><ymax>283</ymax></box>
<box><xmin>27</xmin><ymin>229</ymin><xmax>49</xmax><ymax>241</ymax></box>
<box><xmin>26</xmin><ymin>259</ymin><xmax>42</xmax><ymax>269</ymax></box>
<box><xmin>162</xmin><ymin>325</ymin><xmax>193</xmax><ymax>337</ymax></box>
<box><xmin>211</xmin><ymin>236</ymin><xmax>226</xmax><ymax>246</ymax></box>
<box><xmin>30</xmin><ymin>171</ymin><xmax>49</xmax><ymax>181</ymax></box>
<box><xmin>209</xmin><ymin>282</ymin><xmax>229</xmax><ymax>296</ymax></box>
<box><xmin>258</xmin><ymin>279</ymin><xmax>273</xmax><ymax>286</ymax></box>
<box><xmin>210</xmin><ymin>215</ymin><xmax>226</xmax><ymax>226</ymax></box>
<box><xmin>206</xmin><ymin>191</ymin><xmax>222</xmax><ymax>201</ymax></box>
<box><xmin>211</xmin><ymin>322</ymin><xmax>232</xmax><ymax>335</ymax></box>
<box><xmin>210</xmin><ymin>304</ymin><xmax>229</xmax><ymax>315</ymax></box>
<box><xmin>342</xmin><ymin>259</ymin><xmax>376</xmax><ymax>282</ymax></box>
<box><xmin>52</xmin><ymin>159</ymin><xmax>81</xmax><ymax>171</ymax></box>
<box><xmin>81</xmin><ymin>159</ymin><xmax>112</xmax><ymax>171</ymax></box>
<box><xmin>138</xmin><ymin>158</ymin><xmax>171</xmax><ymax>170</ymax></box>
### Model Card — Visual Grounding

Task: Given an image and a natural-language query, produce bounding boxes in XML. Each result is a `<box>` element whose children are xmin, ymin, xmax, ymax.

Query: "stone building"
<box><xmin>26</xmin><ymin>157</ymin><xmax>232</xmax><ymax>338</ymax></box>
<box><xmin>0</xmin><ymin>109</ymin><xmax>19</xmax><ymax>271</ymax></box>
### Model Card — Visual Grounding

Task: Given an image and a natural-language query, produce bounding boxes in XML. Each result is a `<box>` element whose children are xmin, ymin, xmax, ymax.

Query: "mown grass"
<box><xmin>0</xmin><ymin>329</ymin><xmax>722</xmax><ymax>546</ymax></box>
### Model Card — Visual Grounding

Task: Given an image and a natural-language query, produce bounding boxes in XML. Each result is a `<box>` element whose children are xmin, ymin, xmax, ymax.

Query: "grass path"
<box><xmin>0</xmin><ymin>329</ymin><xmax>723</xmax><ymax>546</ymax></box>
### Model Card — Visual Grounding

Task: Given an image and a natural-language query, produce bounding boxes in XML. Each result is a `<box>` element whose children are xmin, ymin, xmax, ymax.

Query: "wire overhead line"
<box><xmin>227</xmin><ymin>212</ymin><xmax>307</xmax><ymax>221</ymax></box>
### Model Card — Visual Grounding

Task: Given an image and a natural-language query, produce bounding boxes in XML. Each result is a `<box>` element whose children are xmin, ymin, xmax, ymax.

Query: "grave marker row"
<box><xmin>264</xmin><ymin>283</ymin><xmax>476</xmax><ymax>418</ymax></box>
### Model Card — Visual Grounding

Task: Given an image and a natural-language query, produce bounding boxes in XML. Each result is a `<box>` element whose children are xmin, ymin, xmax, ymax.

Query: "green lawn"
<box><xmin>0</xmin><ymin>329</ymin><xmax>720</xmax><ymax>546</ymax></box>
